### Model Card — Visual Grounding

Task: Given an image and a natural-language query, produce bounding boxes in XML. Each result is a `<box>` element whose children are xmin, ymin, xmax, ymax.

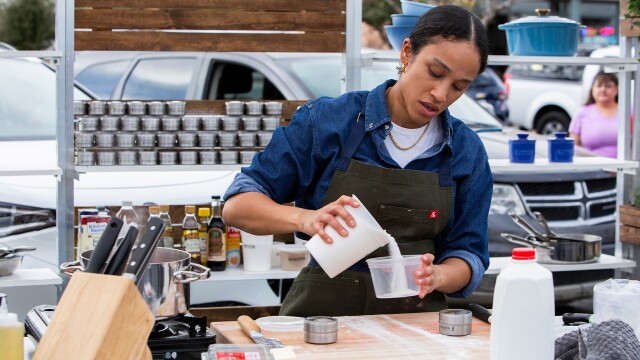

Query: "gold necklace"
<box><xmin>388</xmin><ymin>122</ymin><xmax>430</xmax><ymax>151</ymax></box>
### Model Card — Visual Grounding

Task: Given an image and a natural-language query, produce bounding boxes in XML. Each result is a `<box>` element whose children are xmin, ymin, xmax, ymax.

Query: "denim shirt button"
<box><xmin>368</xmin><ymin>123</ymin><xmax>373</xmax><ymax>129</ymax></box>
<box><xmin>385</xmin><ymin>124</ymin><xmax>389</xmax><ymax>130</ymax></box>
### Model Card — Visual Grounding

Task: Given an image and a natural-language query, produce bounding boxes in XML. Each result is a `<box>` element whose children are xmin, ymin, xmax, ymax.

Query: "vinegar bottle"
<box><xmin>182</xmin><ymin>205</ymin><xmax>200</xmax><ymax>263</ymax></box>
<box><xmin>158</xmin><ymin>205</ymin><xmax>174</xmax><ymax>248</ymax></box>
<box><xmin>207</xmin><ymin>195</ymin><xmax>227</xmax><ymax>271</ymax></box>
<box><xmin>197</xmin><ymin>207</ymin><xmax>211</xmax><ymax>266</ymax></box>
<box><xmin>490</xmin><ymin>247</ymin><xmax>555</xmax><ymax>360</ymax></box>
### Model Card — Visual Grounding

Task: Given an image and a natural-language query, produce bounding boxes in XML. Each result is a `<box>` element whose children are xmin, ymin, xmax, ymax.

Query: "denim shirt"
<box><xmin>224</xmin><ymin>79</ymin><xmax>493</xmax><ymax>298</ymax></box>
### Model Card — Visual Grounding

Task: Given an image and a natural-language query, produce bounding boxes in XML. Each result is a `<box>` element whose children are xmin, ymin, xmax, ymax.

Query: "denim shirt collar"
<box><xmin>365</xmin><ymin>79</ymin><xmax>454</xmax><ymax>148</ymax></box>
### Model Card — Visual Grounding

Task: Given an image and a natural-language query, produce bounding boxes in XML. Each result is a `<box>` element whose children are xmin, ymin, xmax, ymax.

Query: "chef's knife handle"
<box><xmin>122</xmin><ymin>217</ymin><xmax>164</xmax><ymax>283</ymax></box>
<box><xmin>468</xmin><ymin>303</ymin><xmax>492</xmax><ymax>324</ymax></box>
<box><xmin>85</xmin><ymin>217</ymin><xmax>124</xmax><ymax>273</ymax></box>
<box><xmin>103</xmin><ymin>225</ymin><xmax>137</xmax><ymax>276</ymax></box>
<box><xmin>238</xmin><ymin>315</ymin><xmax>261</xmax><ymax>336</ymax></box>
<box><xmin>562</xmin><ymin>313</ymin><xmax>594</xmax><ymax>325</ymax></box>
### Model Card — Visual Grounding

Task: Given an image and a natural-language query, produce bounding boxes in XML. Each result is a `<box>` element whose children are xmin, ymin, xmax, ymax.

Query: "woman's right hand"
<box><xmin>298</xmin><ymin>195</ymin><xmax>360</xmax><ymax>244</ymax></box>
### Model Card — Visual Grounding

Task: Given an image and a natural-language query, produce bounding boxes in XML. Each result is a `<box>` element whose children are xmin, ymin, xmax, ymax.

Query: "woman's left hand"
<box><xmin>414</xmin><ymin>253</ymin><xmax>438</xmax><ymax>299</ymax></box>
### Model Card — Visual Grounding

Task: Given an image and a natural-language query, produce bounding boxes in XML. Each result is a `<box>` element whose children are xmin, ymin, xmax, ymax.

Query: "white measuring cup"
<box><xmin>305</xmin><ymin>195</ymin><xmax>391</xmax><ymax>278</ymax></box>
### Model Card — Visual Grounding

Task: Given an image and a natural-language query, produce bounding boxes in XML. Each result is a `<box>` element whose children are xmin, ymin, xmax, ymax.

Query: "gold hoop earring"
<box><xmin>401</xmin><ymin>63</ymin><xmax>407</xmax><ymax>73</ymax></box>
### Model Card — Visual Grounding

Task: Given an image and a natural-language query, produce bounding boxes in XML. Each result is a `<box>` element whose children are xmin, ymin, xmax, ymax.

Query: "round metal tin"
<box><xmin>438</xmin><ymin>309</ymin><xmax>472</xmax><ymax>336</ymax></box>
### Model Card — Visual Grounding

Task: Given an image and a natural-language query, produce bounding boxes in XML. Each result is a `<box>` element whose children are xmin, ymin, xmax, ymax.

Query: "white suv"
<box><xmin>504</xmin><ymin>46</ymin><xmax>621</xmax><ymax>134</ymax></box>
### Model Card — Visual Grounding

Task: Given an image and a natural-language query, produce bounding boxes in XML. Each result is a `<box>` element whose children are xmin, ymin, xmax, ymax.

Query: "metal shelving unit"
<box><xmin>75</xmin><ymin>165</ymin><xmax>244</xmax><ymax>173</ymax></box>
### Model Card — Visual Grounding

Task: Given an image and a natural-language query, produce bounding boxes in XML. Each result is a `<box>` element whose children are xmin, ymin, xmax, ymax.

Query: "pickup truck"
<box><xmin>504</xmin><ymin>46</ymin><xmax>620</xmax><ymax>134</ymax></box>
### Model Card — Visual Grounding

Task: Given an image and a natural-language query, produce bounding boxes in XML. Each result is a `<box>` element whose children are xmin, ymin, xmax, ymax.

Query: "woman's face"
<box><xmin>591</xmin><ymin>78</ymin><xmax>618</xmax><ymax>105</ymax></box>
<box><xmin>396</xmin><ymin>38</ymin><xmax>481</xmax><ymax>127</ymax></box>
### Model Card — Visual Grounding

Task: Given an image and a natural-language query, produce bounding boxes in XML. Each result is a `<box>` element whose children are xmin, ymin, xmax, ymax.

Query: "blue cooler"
<box><xmin>548</xmin><ymin>132</ymin><xmax>574</xmax><ymax>162</ymax></box>
<box><xmin>509</xmin><ymin>133</ymin><xmax>536</xmax><ymax>163</ymax></box>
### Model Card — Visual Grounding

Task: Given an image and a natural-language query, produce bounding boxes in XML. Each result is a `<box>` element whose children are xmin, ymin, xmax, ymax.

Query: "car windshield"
<box><xmin>0</xmin><ymin>58</ymin><xmax>92</xmax><ymax>140</ymax></box>
<box><xmin>278</xmin><ymin>55</ymin><xmax>501</xmax><ymax>129</ymax></box>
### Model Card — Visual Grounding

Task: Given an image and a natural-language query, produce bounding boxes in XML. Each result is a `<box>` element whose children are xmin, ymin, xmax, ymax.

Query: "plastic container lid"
<box><xmin>512</xmin><ymin>247</ymin><xmax>536</xmax><ymax>260</ymax></box>
<box><xmin>255</xmin><ymin>316</ymin><xmax>304</xmax><ymax>332</ymax></box>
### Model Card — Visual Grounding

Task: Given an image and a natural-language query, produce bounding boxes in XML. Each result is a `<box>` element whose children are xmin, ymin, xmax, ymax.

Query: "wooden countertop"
<box><xmin>210</xmin><ymin>312</ymin><xmax>491</xmax><ymax>359</ymax></box>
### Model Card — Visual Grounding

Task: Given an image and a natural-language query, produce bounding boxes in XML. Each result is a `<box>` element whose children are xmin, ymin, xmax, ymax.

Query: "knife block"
<box><xmin>33</xmin><ymin>271</ymin><xmax>155</xmax><ymax>360</ymax></box>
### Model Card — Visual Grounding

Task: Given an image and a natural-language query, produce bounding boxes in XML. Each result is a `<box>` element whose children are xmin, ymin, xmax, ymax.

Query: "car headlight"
<box><xmin>0</xmin><ymin>202</ymin><xmax>56</xmax><ymax>238</ymax></box>
<box><xmin>489</xmin><ymin>184</ymin><xmax>526</xmax><ymax>215</ymax></box>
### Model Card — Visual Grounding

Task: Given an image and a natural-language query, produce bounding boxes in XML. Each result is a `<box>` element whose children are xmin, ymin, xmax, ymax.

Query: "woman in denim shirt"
<box><xmin>223</xmin><ymin>5</ymin><xmax>492</xmax><ymax>316</ymax></box>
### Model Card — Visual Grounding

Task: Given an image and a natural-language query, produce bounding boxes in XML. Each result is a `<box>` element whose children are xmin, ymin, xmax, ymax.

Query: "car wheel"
<box><xmin>535</xmin><ymin>110</ymin><xmax>570</xmax><ymax>135</ymax></box>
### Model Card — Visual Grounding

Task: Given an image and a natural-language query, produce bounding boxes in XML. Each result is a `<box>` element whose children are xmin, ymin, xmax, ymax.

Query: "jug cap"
<box><xmin>512</xmin><ymin>247</ymin><xmax>535</xmax><ymax>260</ymax></box>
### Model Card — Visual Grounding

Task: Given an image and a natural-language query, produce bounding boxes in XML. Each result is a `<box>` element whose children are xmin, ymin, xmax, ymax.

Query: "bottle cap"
<box><xmin>185</xmin><ymin>205</ymin><xmax>196</xmax><ymax>213</ymax></box>
<box><xmin>0</xmin><ymin>312</ymin><xmax>18</xmax><ymax>326</ymax></box>
<box><xmin>198</xmin><ymin>208</ymin><xmax>211</xmax><ymax>217</ymax></box>
<box><xmin>121</xmin><ymin>200</ymin><xmax>133</xmax><ymax>206</ymax></box>
<box><xmin>512</xmin><ymin>247</ymin><xmax>536</xmax><ymax>260</ymax></box>
<box><xmin>149</xmin><ymin>205</ymin><xmax>160</xmax><ymax>214</ymax></box>
<box><xmin>212</xmin><ymin>195</ymin><xmax>221</xmax><ymax>200</ymax></box>
<box><xmin>159</xmin><ymin>205</ymin><xmax>169</xmax><ymax>212</ymax></box>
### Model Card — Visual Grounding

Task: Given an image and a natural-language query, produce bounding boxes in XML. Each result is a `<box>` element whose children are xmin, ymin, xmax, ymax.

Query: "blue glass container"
<box><xmin>509</xmin><ymin>133</ymin><xmax>536</xmax><ymax>163</ymax></box>
<box><xmin>548</xmin><ymin>132</ymin><xmax>574</xmax><ymax>162</ymax></box>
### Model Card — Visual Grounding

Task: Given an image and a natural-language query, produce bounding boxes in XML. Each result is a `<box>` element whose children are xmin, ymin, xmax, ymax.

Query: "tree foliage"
<box><xmin>0</xmin><ymin>0</ymin><xmax>55</xmax><ymax>50</ymax></box>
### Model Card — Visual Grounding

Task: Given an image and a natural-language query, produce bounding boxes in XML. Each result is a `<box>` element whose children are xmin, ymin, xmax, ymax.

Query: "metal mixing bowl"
<box><xmin>0</xmin><ymin>256</ymin><xmax>22</xmax><ymax>277</ymax></box>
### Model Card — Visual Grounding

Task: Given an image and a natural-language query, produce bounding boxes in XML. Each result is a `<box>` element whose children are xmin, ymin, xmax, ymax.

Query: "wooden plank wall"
<box><xmin>75</xmin><ymin>0</ymin><xmax>346</xmax><ymax>52</ymax></box>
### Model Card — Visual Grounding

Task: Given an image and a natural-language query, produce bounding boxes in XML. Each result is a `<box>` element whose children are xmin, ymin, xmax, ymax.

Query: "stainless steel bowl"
<box><xmin>118</xmin><ymin>151</ymin><xmax>137</xmax><ymax>166</ymax></box>
<box><xmin>161</xmin><ymin>117</ymin><xmax>180</xmax><ymax>131</ymax></box>
<box><xmin>75</xmin><ymin>132</ymin><xmax>94</xmax><ymax>148</ymax></box>
<box><xmin>116</xmin><ymin>133</ymin><xmax>136</xmax><ymax>148</ymax></box>
<box><xmin>258</xmin><ymin>131</ymin><xmax>273</xmax><ymax>147</ymax></box>
<box><xmin>167</xmin><ymin>101</ymin><xmax>186</xmax><ymax>115</ymax></box>
<box><xmin>136</xmin><ymin>133</ymin><xmax>156</xmax><ymax>148</ymax></box>
<box><xmin>264</xmin><ymin>101</ymin><xmax>283</xmax><ymax>115</ymax></box>
<box><xmin>100</xmin><ymin>116</ymin><xmax>119</xmax><ymax>131</ymax></box>
<box><xmin>262</xmin><ymin>116</ymin><xmax>281</xmax><ymax>131</ymax></box>
<box><xmin>225</xmin><ymin>101</ymin><xmax>244</xmax><ymax>116</ymax></box>
<box><xmin>121</xmin><ymin>116</ymin><xmax>140</xmax><ymax>132</ymax></box>
<box><xmin>179</xmin><ymin>151</ymin><xmax>197</xmax><ymax>165</ymax></box>
<box><xmin>157</xmin><ymin>133</ymin><xmax>176</xmax><ymax>148</ymax></box>
<box><xmin>240</xmin><ymin>150</ymin><xmax>257</xmax><ymax>164</ymax></box>
<box><xmin>220</xmin><ymin>150</ymin><xmax>238</xmax><ymax>165</ymax></box>
<box><xmin>158</xmin><ymin>151</ymin><xmax>177</xmax><ymax>165</ymax></box>
<box><xmin>127</xmin><ymin>101</ymin><xmax>146</xmax><ymax>115</ymax></box>
<box><xmin>0</xmin><ymin>256</ymin><xmax>22</xmax><ymax>277</ymax></box>
<box><xmin>148</xmin><ymin>101</ymin><xmax>166</xmax><ymax>116</ymax></box>
<box><xmin>218</xmin><ymin>132</ymin><xmax>237</xmax><ymax>147</ymax></box>
<box><xmin>97</xmin><ymin>151</ymin><xmax>116</xmax><ymax>166</ymax></box>
<box><xmin>242</xmin><ymin>116</ymin><xmax>261</xmax><ymax>131</ymax></box>
<box><xmin>96</xmin><ymin>133</ymin><xmax>115</xmax><ymax>148</ymax></box>
<box><xmin>89</xmin><ymin>101</ymin><xmax>106</xmax><ymax>115</ymax></box>
<box><xmin>74</xmin><ymin>101</ymin><xmax>87</xmax><ymax>116</ymax></box>
<box><xmin>108</xmin><ymin>101</ymin><xmax>126</xmax><ymax>115</ymax></box>
<box><xmin>245</xmin><ymin>101</ymin><xmax>263</xmax><ymax>115</ymax></box>
<box><xmin>221</xmin><ymin>116</ymin><xmax>240</xmax><ymax>131</ymax></box>
<box><xmin>201</xmin><ymin>116</ymin><xmax>220</xmax><ymax>131</ymax></box>
<box><xmin>181</xmin><ymin>116</ymin><xmax>200</xmax><ymax>131</ymax></box>
<box><xmin>198</xmin><ymin>132</ymin><xmax>216</xmax><ymax>147</ymax></box>
<box><xmin>139</xmin><ymin>151</ymin><xmax>157</xmax><ymax>165</ymax></box>
<box><xmin>238</xmin><ymin>132</ymin><xmax>257</xmax><ymax>147</ymax></box>
<box><xmin>76</xmin><ymin>151</ymin><xmax>95</xmax><ymax>166</ymax></box>
<box><xmin>80</xmin><ymin>116</ymin><xmax>99</xmax><ymax>132</ymax></box>
<box><xmin>141</xmin><ymin>116</ymin><xmax>160</xmax><ymax>132</ymax></box>
<box><xmin>177</xmin><ymin>132</ymin><xmax>197</xmax><ymax>147</ymax></box>
<box><xmin>199</xmin><ymin>151</ymin><xmax>217</xmax><ymax>165</ymax></box>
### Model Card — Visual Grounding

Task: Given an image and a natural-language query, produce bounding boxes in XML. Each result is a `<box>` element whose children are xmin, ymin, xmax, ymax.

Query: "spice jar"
<box><xmin>304</xmin><ymin>316</ymin><xmax>338</xmax><ymax>344</ymax></box>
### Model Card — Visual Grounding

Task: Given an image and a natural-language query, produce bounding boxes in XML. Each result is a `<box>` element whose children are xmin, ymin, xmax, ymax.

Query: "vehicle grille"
<box><xmin>516</xmin><ymin>179</ymin><xmax>616</xmax><ymax>225</ymax></box>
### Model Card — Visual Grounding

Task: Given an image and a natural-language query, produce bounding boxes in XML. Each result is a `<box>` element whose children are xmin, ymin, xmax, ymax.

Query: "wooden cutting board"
<box><xmin>211</xmin><ymin>312</ymin><xmax>490</xmax><ymax>359</ymax></box>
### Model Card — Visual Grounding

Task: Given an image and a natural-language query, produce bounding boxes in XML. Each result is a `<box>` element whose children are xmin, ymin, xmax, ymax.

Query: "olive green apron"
<box><xmin>280</xmin><ymin>111</ymin><xmax>453</xmax><ymax>317</ymax></box>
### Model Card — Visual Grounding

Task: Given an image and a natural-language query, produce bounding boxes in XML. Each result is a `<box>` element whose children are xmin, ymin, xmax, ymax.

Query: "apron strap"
<box><xmin>336</xmin><ymin>112</ymin><xmax>366</xmax><ymax>171</ymax></box>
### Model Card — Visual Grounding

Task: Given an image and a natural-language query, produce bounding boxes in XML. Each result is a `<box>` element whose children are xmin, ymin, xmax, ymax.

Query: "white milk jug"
<box><xmin>305</xmin><ymin>195</ymin><xmax>391</xmax><ymax>278</ymax></box>
<box><xmin>490</xmin><ymin>247</ymin><xmax>555</xmax><ymax>360</ymax></box>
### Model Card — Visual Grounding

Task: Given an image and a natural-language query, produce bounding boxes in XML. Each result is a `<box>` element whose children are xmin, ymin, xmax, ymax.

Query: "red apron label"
<box><xmin>428</xmin><ymin>210</ymin><xmax>439</xmax><ymax>219</ymax></box>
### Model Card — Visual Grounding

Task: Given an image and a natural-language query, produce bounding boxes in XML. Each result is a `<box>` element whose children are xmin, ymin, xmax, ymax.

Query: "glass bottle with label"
<box><xmin>158</xmin><ymin>205</ymin><xmax>174</xmax><ymax>248</ymax></box>
<box><xmin>182</xmin><ymin>205</ymin><xmax>200</xmax><ymax>263</ymax></box>
<box><xmin>116</xmin><ymin>200</ymin><xmax>143</xmax><ymax>239</ymax></box>
<box><xmin>197</xmin><ymin>207</ymin><xmax>211</xmax><ymax>266</ymax></box>
<box><xmin>207</xmin><ymin>196</ymin><xmax>227</xmax><ymax>271</ymax></box>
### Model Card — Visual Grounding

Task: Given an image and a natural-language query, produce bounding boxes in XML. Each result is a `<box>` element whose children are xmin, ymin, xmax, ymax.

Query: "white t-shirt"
<box><xmin>383</xmin><ymin>118</ymin><xmax>443</xmax><ymax>168</ymax></box>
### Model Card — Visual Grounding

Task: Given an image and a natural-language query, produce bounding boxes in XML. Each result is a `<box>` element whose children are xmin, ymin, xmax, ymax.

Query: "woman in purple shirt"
<box><xmin>569</xmin><ymin>72</ymin><xmax>619</xmax><ymax>158</ymax></box>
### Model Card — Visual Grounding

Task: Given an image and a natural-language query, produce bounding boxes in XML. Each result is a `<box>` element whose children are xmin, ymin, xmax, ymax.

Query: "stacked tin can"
<box><xmin>73</xmin><ymin>100</ymin><xmax>282</xmax><ymax>166</ymax></box>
